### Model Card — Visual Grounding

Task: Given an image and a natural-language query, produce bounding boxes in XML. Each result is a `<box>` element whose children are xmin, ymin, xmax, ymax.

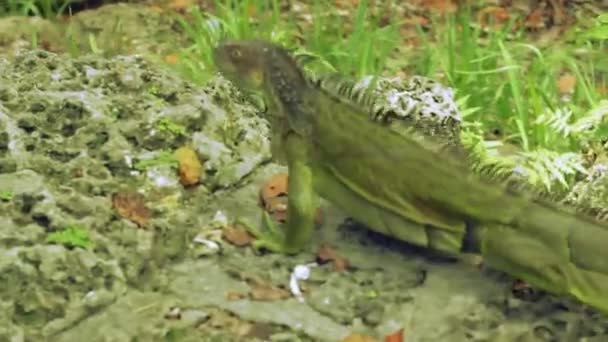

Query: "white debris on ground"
<box><xmin>289</xmin><ymin>263</ymin><xmax>318</xmax><ymax>303</ymax></box>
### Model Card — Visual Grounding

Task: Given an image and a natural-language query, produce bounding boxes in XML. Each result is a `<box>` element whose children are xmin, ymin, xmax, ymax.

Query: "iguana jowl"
<box><xmin>213</xmin><ymin>39</ymin><xmax>608</xmax><ymax>315</ymax></box>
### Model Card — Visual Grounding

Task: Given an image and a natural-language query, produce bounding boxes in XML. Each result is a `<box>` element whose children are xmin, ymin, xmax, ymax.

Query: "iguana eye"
<box><xmin>231</xmin><ymin>49</ymin><xmax>242</xmax><ymax>59</ymax></box>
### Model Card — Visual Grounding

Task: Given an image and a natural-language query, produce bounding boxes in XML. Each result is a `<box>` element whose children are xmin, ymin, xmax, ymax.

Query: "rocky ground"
<box><xmin>2</xmin><ymin>2</ymin><xmax>608</xmax><ymax>342</ymax></box>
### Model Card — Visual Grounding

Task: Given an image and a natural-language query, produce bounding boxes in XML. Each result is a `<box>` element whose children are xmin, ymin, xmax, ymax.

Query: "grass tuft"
<box><xmin>1</xmin><ymin>0</ymin><xmax>74</xmax><ymax>18</ymax></box>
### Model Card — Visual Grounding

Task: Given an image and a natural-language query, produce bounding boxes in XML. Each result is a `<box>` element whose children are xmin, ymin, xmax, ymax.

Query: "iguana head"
<box><xmin>213</xmin><ymin>40</ymin><xmax>270</xmax><ymax>94</ymax></box>
<box><xmin>213</xmin><ymin>39</ymin><xmax>313</xmax><ymax>136</ymax></box>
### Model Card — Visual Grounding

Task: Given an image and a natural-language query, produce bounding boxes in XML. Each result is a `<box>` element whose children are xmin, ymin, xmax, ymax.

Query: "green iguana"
<box><xmin>213</xmin><ymin>39</ymin><xmax>608</xmax><ymax>315</ymax></box>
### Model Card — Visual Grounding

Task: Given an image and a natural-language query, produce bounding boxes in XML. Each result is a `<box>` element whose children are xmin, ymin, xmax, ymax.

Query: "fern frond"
<box><xmin>572</xmin><ymin>100</ymin><xmax>608</xmax><ymax>140</ymax></box>
<box><xmin>535</xmin><ymin>107</ymin><xmax>574</xmax><ymax>136</ymax></box>
<box><xmin>515</xmin><ymin>149</ymin><xmax>587</xmax><ymax>191</ymax></box>
<box><xmin>461</xmin><ymin>128</ymin><xmax>588</xmax><ymax>192</ymax></box>
<box><xmin>461</xmin><ymin>129</ymin><xmax>518</xmax><ymax>180</ymax></box>
<box><xmin>535</xmin><ymin>100</ymin><xmax>608</xmax><ymax>140</ymax></box>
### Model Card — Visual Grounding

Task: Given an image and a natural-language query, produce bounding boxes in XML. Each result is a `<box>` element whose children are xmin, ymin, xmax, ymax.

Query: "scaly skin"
<box><xmin>213</xmin><ymin>40</ymin><xmax>608</xmax><ymax>314</ymax></box>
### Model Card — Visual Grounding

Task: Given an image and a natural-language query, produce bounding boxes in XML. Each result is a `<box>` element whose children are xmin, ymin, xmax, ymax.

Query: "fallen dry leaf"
<box><xmin>334</xmin><ymin>0</ymin><xmax>361</xmax><ymax>11</ymax></box>
<box><xmin>226</xmin><ymin>291</ymin><xmax>247</xmax><ymax>301</ymax></box>
<box><xmin>264</xmin><ymin>196</ymin><xmax>288</xmax><ymax>223</ymax></box>
<box><xmin>557</xmin><ymin>72</ymin><xmax>576</xmax><ymax>94</ymax></box>
<box><xmin>420</xmin><ymin>0</ymin><xmax>457</xmax><ymax>13</ymax></box>
<box><xmin>477</xmin><ymin>6</ymin><xmax>509</xmax><ymax>28</ymax></box>
<box><xmin>168</xmin><ymin>0</ymin><xmax>194</xmax><ymax>11</ymax></box>
<box><xmin>222</xmin><ymin>225</ymin><xmax>254</xmax><ymax>247</ymax></box>
<box><xmin>249</xmin><ymin>283</ymin><xmax>291</xmax><ymax>301</ymax></box>
<box><xmin>243</xmin><ymin>322</ymin><xmax>275</xmax><ymax>340</ymax></box>
<box><xmin>316</xmin><ymin>243</ymin><xmax>349</xmax><ymax>272</ymax></box>
<box><xmin>199</xmin><ymin>310</ymin><xmax>253</xmax><ymax>338</ymax></box>
<box><xmin>174</xmin><ymin>146</ymin><xmax>203</xmax><ymax>187</ymax></box>
<box><xmin>525</xmin><ymin>8</ymin><xmax>545</xmax><ymax>30</ymax></box>
<box><xmin>71</xmin><ymin>167</ymin><xmax>84</xmax><ymax>178</ymax></box>
<box><xmin>164</xmin><ymin>54</ymin><xmax>179</xmax><ymax>64</ymax></box>
<box><xmin>111</xmin><ymin>191</ymin><xmax>151</xmax><ymax>228</ymax></box>
<box><xmin>259</xmin><ymin>173</ymin><xmax>324</xmax><ymax>226</ymax></box>
<box><xmin>259</xmin><ymin>172</ymin><xmax>288</xmax><ymax>205</ymax></box>
<box><xmin>401</xmin><ymin>15</ymin><xmax>429</xmax><ymax>33</ymax></box>
<box><xmin>341</xmin><ymin>333</ymin><xmax>378</xmax><ymax>342</ymax></box>
<box><xmin>384</xmin><ymin>328</ymin><xmax>404</xmax><ymax>342</ymax></box>
<box><xmin>149</xmin><ymin>5</ymin><xmax>164</xmax><ymax>13</ymax></box>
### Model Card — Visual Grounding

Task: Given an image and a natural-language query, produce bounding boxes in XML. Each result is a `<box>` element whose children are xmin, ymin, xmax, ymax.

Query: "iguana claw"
<box><xmin>235</xmin><ymin>211</ymin><xmax>296</xmax><ymax>254</ymax></box>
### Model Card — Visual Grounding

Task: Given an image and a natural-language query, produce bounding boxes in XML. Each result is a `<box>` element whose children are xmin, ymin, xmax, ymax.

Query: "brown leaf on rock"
<box><xmin>316</xmin><ymin>243</ymin><xmax>349</xmax><ymax>272</ymax></box>
<box><xmin>164</xmin><ymin>54</ymin><xmax>179</xmax><ymax>64</ymax></box>
<box><xmin>71</xmin><ymin>167</ymin><xmax>84</xmax><ymax>178</ymax></box>
<box><xmin>168</xmin><ymin>0</ymin><xmax>194</xmax><ymax>12</ymax></box>
<box><xmin>149</xmin><ymin>5</ymin><xmax>163</xmax><ymax>13</ymax></box>
<box><xmin>222</xmin><ymin>224</ymin><xmax>254</xmax><ymax>247</ymax></box>
<box><xmin>259</xmin><ymin>173</ymin><xmax>324</xmax><ymax>226</ymax></box>
<box><xmin>249</xmin><ymin>283</ymin><xmax>291</xmax><ymax>301</ymax></box>
<box><xmin>199</xmin><ymin>309</ymin><xmax>253</xmax><ymax>338</ymax></box>
<box><xmin>264</xmin><ymin>196</ymin><xmax>289</xmax><ymax>223</ymax></box>
<box><xmin>226</xmin><ymin>291</ymin><xmax>247</xmax><ymax>301</ymax></box>
<box><xmin>384</xmin><ymin>328</ymin><xmax>404</xmax><ymax>342</ymax></box>
<box><xmin>259</xmin><ymin>172</ymin><xmax>288</xmax><ymax>206</ymax></box>
<box><xmin>175</xmin><ymin>146</ymin><xmax>203</xmax><ymax>187</ymax></box>
<box><xmin>111</xmin><ymin>191</ymin><xmax>151</xmax><ymax>228</ymax></box>
<box><xmin>243</xmin><ymin>322</ymin><xmax>276</xmax><ymax>340</ymax></box>
<box><xmin>341</xmin><ymin>333</ymin><xmax>378</xmax><ymax>342</ymax></box>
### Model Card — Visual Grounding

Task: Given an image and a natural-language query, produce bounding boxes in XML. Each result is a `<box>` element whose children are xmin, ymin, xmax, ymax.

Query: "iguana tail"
<box><xmin>478</xmin><ymin>201</ymin><xmax>608</xmax><ymax>315</ymax></box>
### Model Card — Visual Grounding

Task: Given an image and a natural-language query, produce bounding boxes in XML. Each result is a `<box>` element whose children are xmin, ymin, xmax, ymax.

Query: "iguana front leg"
<box><xmin>237</xmin><ymin>132</ymin><xmax>317</xmax><ymax>254</ymax></box>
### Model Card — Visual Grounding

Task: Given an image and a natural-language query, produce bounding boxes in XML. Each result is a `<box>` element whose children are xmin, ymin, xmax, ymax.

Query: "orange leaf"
<box><xmin>477</xmin><ymin>6</ymin><xmax>509</xmax><ymax>28</ymax></box>
<box><xmin>316</xmin><ymin>243</ymin><xmax>349</xmax><ymax>272</ymax></box>
<box><xmin>259</xmin><ymin>173</ymin><xmax>324</xmax><ymax>226</ymax></box>
<box><xmin>384</xmin><ymin>328</ymin><xmax>404</xmax><ymax>342</ymax></box>
<box><xmin>175</xmin><ymin>146</ymin><xmax>203</xmax><ymax>187</ymax></box>
<box><xmin>556</xmin><ymin>73</ymin><xmax>576</xmax><ymax>94</ymax></box>
<box><xmin>341</xmin><ymin>333</ymin><xmax>378</xmax><ymax>342</ymax></box>
<box><xmin>259</xmin><ymin>172</ymin><xmax>288</xmax><ymax>205</ymax></box>
<box><xmin>264</xmin><ymin>196</ymin><xmax>288</xmax><ymax>223</ymax></box>
<box><xmin>222</xmin><ymin>225</ymin><xmax>254</xmax><ymax>247</ymax></box>
<box><xmin>164</xmin><ymin>54</ymin><xmax>179</xmax><ymax>64</ymax></box>
<box><xmin>525</xmin><ymin>8</ymin><xmax>545</xmax><ymax>29</ymax></box>
<box><xmin>421</xmin><ymin>0</ymin><xmax>457</xmax><ymax>13</ymax></box>
<box><xmin>168</xmin><ymin>0</ymin><xmax>194</xmax><ymax>11</ymax></box>
<box><xmin>226</xmin><ymin>291</ymin><xmax>247</xmax><ymax>301</ymax></box>
<box><xmin>111</xmin><ymin>191</ymin><xmax>151</xmax><ymax>228</ymax></box>
<box><xmin>249</xmin><ymin>283</ymin><xmax>291</xmax><ymax>301</ymax></box>
<box><xmin>149</xmin><ymin>5</ymin><xmax>164</xmax><ymax>13</ymax></box>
